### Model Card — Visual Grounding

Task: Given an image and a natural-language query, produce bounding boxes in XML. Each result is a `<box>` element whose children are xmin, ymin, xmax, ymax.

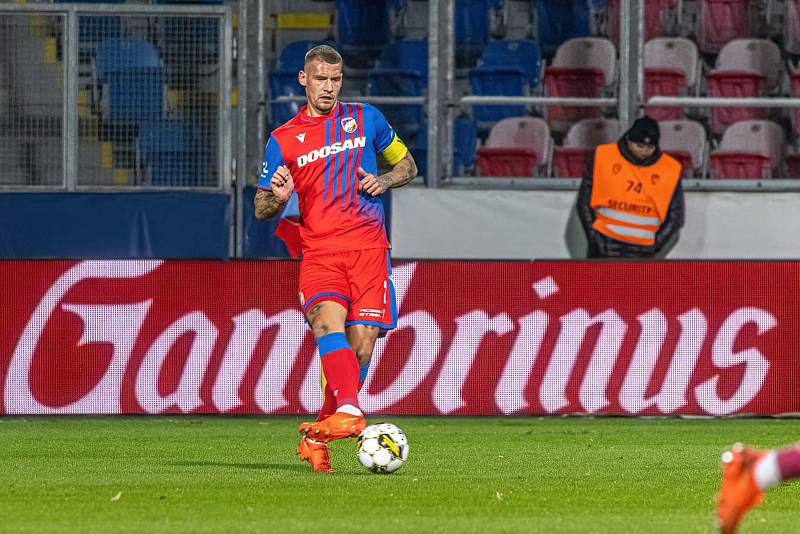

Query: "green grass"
<box><xmin>0</xmin><ymin>416</ymin><xmax>798</xmax><ymax>533</ymax></box>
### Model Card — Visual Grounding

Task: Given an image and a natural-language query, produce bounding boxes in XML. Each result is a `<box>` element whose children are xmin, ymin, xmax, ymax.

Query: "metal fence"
<box><xmin>0</xmin><ymin>3</ymin><xmax>233</xmax><ymax>190</ymax></box>
<box><xmin>0</xmin><ymin>13</ymin><xmax>65</xmax><ymax>186</ymax></box>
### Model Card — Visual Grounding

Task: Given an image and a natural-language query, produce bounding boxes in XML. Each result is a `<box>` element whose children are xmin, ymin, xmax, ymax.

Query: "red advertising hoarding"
<box><xmin>1</xmin><ymin>260</ymin><xmax>798</xmax><ymax>416</ymax></box>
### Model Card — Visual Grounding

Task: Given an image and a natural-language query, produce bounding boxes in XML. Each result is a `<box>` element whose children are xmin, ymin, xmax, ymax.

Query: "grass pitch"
<box><xmin>0</xmin><ymin>416</ymin><xmax>798</xmax><ymax>533</ymax></box>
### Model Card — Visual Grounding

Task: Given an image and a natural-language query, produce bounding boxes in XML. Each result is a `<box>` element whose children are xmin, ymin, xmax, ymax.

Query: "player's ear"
<box><xmin>298</xmin><ymin>70</ymin><xmax>307</xmax><ymax>87</ymax></box>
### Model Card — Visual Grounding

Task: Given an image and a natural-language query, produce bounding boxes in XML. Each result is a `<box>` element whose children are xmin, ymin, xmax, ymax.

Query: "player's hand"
<box><xmin>358</xmin><ymin>167</ymin><xmax>392</xmax><ymax>196</ymax></box>
<box><xmin>270</xmin><ymin>165</ymin><xmax>294</xmax><ymax>202</ymax></box>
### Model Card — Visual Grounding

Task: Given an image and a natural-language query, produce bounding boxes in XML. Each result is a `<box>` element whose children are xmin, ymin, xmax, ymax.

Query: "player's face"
<box><xmin>299</xmin><ymin>60</ymin><xmax>343</xmax><ymax>116</ymax></box>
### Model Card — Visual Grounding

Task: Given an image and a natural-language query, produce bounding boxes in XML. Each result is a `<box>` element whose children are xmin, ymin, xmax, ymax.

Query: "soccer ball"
<box><xmin>356</xmin><ymin>423</ymin><xmax>409</xmax><ymax>474</ymax></box>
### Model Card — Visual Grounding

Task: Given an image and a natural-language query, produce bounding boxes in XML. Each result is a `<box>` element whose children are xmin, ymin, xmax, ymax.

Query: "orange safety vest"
<box><xmin>590</xmin><ymin>143</ymin><xmax>682</xmax><ymax>246</ymax></box>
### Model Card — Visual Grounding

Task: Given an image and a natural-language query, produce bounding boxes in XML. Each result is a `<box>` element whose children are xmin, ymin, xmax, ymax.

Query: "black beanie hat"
<box><xmin>625</xmin><ymin>116</ymin><xmax>660</xmax><ymax>146</ymax></box>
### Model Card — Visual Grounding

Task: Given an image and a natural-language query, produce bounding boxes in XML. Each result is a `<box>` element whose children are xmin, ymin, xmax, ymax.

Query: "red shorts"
<box><xmin>298</xmin><ymin>248</ymin><xmax>397</xmax><ymax>331</ymax></box>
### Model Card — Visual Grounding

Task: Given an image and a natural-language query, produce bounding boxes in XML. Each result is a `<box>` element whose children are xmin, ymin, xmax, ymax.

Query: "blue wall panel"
<box><xmin>0</xmin><ymin>192</ymin><xmax>230</xmax><ymax>259</ymax></box>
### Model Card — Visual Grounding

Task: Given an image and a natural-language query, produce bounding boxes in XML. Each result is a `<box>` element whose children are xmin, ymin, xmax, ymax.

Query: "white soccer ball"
<box><xmin>356</xmin><ymin>423</ymin><xmax>409</xmax><ymax>474</ymax></box>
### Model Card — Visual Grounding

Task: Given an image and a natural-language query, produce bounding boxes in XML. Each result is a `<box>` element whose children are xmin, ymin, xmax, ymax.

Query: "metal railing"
<box><xmin>0</xmin><ymin>2</ymin><xmax>235</xmax><ymax>191</ymax></box>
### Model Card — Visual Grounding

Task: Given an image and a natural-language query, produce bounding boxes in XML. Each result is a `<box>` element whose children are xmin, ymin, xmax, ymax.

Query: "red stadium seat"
<box><xmin>790</xmin><ymin>71</ymin><xmax>800</xmax><ymax>135</ymax></box>
<box><xmin>607</xmin><ymin>0</ymin><xmax>680</xmax><ymax>42</ymax></box>
<box><xmin>698</xmin><ymin>0</ymin><xmax>753</xmax><ymax>54</ymax></box>
<box><xmin>786</xmin><ymin>0</ymin><xmax>800</xmax><ymax>55</ymax></box>
<box><xmin>706</xmin><ymin>71</ymin><xmax>766</xmax><ymax>132</ymax></box>
<box><xmin>553</xmin><ymin>118</ymin><xmax>620</xmax><ymax>177</ymax></box>
<box><xmin>476</xmin><ymin>148</ymin><xmax>540</xmax><ymax>176</ymax></box>
<box><xmin>785</xmin><ymin>153</ymin><xmax>800</xmax><ymax>179</ymax></box>
<box><xmin>659</xmin><ymin>120</ymin><xmax>707</xmax><ymax>178</ymax></box>
<box><xmin>644</xmin><ymin>38</ymin><xmax>699</xmax><ymax>121</ymax></box>
<box><xmin>709</xmin><ymin>152</ymin><xmax>771</xmax><ymax>179</ymax></box>
<box><xmin>709</xmin><ymin>120</ymin><xmax>784</xmax><ymax>179</ymax></box>
<box><xmin>705</xmin><ymin>39</ymin><xmax>781</xmax><ymax>135</ymax></box>
<box><xmin>476</xmin><ymin>117</ymin><xmax>551</xmax><ymax>177</ymax></box>
<box><xmin>544</xmin><ymin>38</ymin><xmax>616</xmax><ymax>133</ymax></box>
<box><xmin>544</xmin><ymin>67</ymin><xmax>606</xmax><ymax>124</ymax></box>
<box><xmin>553</xmin><ymin>147</ymin><xmax>593</xmax><ymax>178</ymax></box>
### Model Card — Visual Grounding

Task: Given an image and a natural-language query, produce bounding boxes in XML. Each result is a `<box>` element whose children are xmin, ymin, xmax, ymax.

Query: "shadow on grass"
<box><xmin>170</xmin><ymin>461</ymin><xmax>307</xmax><ymax>473</ymax></box>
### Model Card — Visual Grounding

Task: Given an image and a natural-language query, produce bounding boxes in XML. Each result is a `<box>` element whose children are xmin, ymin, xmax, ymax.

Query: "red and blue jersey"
<box><xmin>258</xmin><ymin>101</ymin><xmax>408</xmax><ymax>256</ymax></box>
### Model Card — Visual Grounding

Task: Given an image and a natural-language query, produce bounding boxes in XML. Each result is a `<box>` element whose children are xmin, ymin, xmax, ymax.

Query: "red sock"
<box><xmin>316</xmin><ymin>380</ymin><xmax>337</xmax><ymax>422</ymax></box>
<box><xmin>777</xmin><ymin>444</ymin><xmax>800</xmax><ymax>481</ymax></box>
<box><xmin>316</xmin><ymin>332</ymin><xmax>361</xmax><ymax>410</ymax></box>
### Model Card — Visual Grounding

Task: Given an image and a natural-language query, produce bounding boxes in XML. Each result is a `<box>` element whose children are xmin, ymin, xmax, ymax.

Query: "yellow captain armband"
<box><xmin>380</xmin><ymin>134</ymin><xmax>409</xmax><ymax>166</ymax></box>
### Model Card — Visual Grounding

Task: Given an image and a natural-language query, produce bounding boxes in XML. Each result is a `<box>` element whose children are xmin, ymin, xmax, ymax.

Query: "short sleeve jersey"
<box><xmin>258</xmin><ymin>102</ymin><xmax>408</xmax><ymax>256</ymax></box>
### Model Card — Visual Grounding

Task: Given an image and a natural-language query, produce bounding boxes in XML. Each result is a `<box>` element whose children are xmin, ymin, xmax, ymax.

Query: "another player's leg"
<box><xmin>347</xmin><ymin>324</ymin><xmax>380</xmax><ymax>392</ymax></box>
<box><xmin>298</xmin><ymin>300</ymin><xmax>366</xmax><ymax>442</ymax></box>
<box><xmin>717</xmin><ymin>442</ymin><xmax>800</xmax><ymax>532</ymax></box>
<box><xmin>296</xmin><ymin>371</ymin><xmax>337</xmax><ymax>473</ymax></box>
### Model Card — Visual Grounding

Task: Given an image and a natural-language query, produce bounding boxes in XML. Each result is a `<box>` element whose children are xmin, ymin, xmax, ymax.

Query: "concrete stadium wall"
<box><xmin>391</xmin><ymin>188</ymin><xmax>800</xmax><ymax>259</ymax></box>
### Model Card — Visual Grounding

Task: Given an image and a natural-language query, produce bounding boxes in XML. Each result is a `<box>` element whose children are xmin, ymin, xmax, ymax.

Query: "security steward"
<box><xmin>577</xmin><ymin>116</ymin><xmax>685</xmax><ymax>258</ymax></box>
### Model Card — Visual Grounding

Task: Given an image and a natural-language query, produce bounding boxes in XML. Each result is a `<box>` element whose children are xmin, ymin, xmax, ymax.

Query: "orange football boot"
<box><xmin>296</xmin><ymin>437</ymin><xmax>333</xmax><ymax>473</ymax></box>
<box><xmin>717</xmin><ymin>443</ymin><xmax>766</xmax><ymax>534</ymax></box>
<box><xmin>298</xmin><ymin>411</ymin><xmax>366</xmax><ymax>442</ymax></box>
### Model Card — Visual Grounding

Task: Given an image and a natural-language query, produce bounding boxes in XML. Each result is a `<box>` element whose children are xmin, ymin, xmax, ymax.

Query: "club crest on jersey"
<box><xmin>341</xmin><ymin>117</ymin><xmax>357</xmax><ymax>133</ymax></box>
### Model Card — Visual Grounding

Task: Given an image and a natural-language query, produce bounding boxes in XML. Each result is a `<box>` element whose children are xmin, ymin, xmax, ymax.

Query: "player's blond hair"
<box><xmin>304</xmin><ymin>44</ymin><xmax>343</xmax><ymax>66</ymax></box>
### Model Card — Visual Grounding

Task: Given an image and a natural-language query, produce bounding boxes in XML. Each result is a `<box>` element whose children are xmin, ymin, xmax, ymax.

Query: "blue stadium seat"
<box><xmin>367</xmin><ymin>39</ymin><xmax>428</xmax><ymax>137</ymax></box>
<box><xmin>268</xmin><ymin>40</ymin><xmax>335</xmax><ymax>127</ymax></box>
<box><xmin>54</xmin><ymin>0</ymin><xmax>124</xmax><ymax>45</ymax></box>
<box><xmin>456</xmin><ymin>0</ymin><xmax>491</xmax><ymax>67</ymax></box>
<box><xmin>162</xmin><ymin>16</ymin><xmax>221</xmax><ymax>77</ymax></box>
<box><xmin>469</xmin><ymin>39</ymin><xmax>542</xmax><ymax>131</ymax></box>
<box><xmin>95</xmin><ymin>38</ymin><xmax>164</xmax><ymax>124</ymax></box>
<box><xmin>138</xmin><ymin>121</ymin><xmax>207</xmax><ymax>186</ymax></box>
<box><xmin>412</xmin><ymin>117</ymin><xmax>478</xmax><ymax>176</ymax></box>
<box><xmin>536</xmin><ymin>0</ymin><xmax>596</xmax><ymax>56</ymax></box>
<box><xmin>335</xmin><ymin>0</ymin><xmax>391</xmax><ymax>68</ymax></box>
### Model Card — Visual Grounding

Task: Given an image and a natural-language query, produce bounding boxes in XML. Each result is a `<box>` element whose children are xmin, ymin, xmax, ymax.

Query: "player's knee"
<box><xmin>310</xmin><ymin>321</ymin><xmax>334</xmax><ymax>338</ymax></box>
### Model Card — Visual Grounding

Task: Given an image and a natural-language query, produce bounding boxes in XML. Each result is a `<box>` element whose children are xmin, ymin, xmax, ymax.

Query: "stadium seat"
<box><xmin>643</xmin><ymin>37</ymin><xmax>699</xmax><ymax>121</ymax></box>
<box><xmin>697</xmin><ymin>0</ymin><xmax>754</xmax><ymax>54</ymax></box>
<box><xmin>413</xmin><ymin>117</ymin><xmax>478</xmax><ymax>176</ymax></box>
<box><xmin>659</xmin><ymin>120</ymin><xmax>707</xmax><ymax>177</ymax></box>
<box><xmin>469</xmin><ymin>39</ymin><xmax>542</xmax><ymax>132</ymax></box>
<box><xmin>544</xmin><ymin>37</ymin><xmax>616</xmax><ymax>133</ymax></box>
<box><xmin>786</xmin><ymin>0</ymin><xmax>800</xmax><ymax>55</ymax></box>
<box><xmin>535</xmin><ymin>0</ymin><xmax>597</xmax><ymax>56</ymax></box>
<box><xmin>791</xmin><ymin>69</ymin><xmax>800</xmax><ymax>135</ymax></box>
<box><xmin>553</xmin><ymin>118</ymin><xmax>620</xmax><ymax>177</ymax></box>
<box><xmin>268</xmin><ymin>40</ymin><xmax>333</xmax><ymax>127</ymax></box>
<box><xmin>475</xmin><ymin>116</ymin><xmax>551</xmax><ymax>177</ymax></box>
<box><xmin>705</xmin><ymin>39</ymin><xmax>782</xmax><ymax>135</ymax></box>
<box><xmin>709</xmin><ymin>120</ymin><xmax>785</xmax><ymax>179</ymax></box>
<box><xmin>55</xmin><ymin>1</ymin><xmax>124</xmax><ymax>46</ymax></box>
<box><xmin>606</xmin><ymin>0</ymin><xmax>680</xmax><ymax>43</ymax></box>
<box><xmin>785</xmin><ymin>150</ymin><xmax>800</xmax><ymax>179</ymax></box>
<box><xmin>335</xmin><ymin>0</ymin><xmax>391</xmax><ymax>69</ymax></box>
<box><xmin>455</xmin><ymin>0</ymin><xmax>491</xmax><ymax>67</ymax></box>
<box><xmin>137</xmin><ymin>121</ymin><xmax>205</xmax><ymax>186</ymax></box>
<box><xmin>94</xmin><ymin>38</ymin><xmax>164</xmax><ymax>124</ymax></box>
<box><xmin>367</xmin><ymin>39</ymin><xmax>428</xmax><ymax>137</ymax></box>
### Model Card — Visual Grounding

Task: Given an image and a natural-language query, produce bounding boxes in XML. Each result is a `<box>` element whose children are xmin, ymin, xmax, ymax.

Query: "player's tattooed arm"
<box><xmin>255</xmin><ymin>164</ymin><xmax>294</xmax><ymax>219</ymax></box>
<box><xmin>382</xmin><ymin>152</ymin><xmax>417</xmax><ymax>189</ymax></box>
<box><xmin>358</xmin><ymin>153</ymin><xmax>418</xmax><ymax>196</ymax></box>
<box><xmin>254</xmin><ymin>189</ymin><xmax>286</xmax><ymax>220</ymax></box>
